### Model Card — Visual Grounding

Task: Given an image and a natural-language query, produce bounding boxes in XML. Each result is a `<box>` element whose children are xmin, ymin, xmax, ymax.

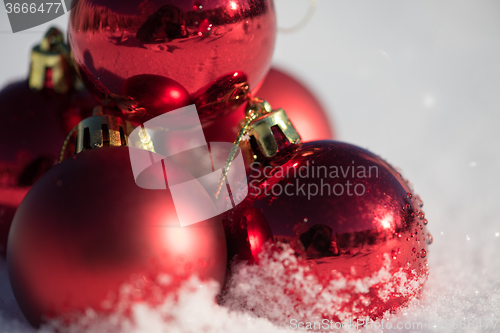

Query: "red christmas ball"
<box><xmin>202</xmin><ymin>68</ymin><xmax>335</xmax><ymax>146</ymax></box>
<box><xmin>255</xmin><ymin>68</ymin><xmax>334</xmax><ymax>141</ymax></box>
<box><xmin>68</xmin><ymin>0</ymin><xmax>277</xmax><ymax>123</ymax></box>
<box><xmin>0</xmin><ymin>188</ymin><xmax>29</xmax><ymax>259</ymax></box>
<box><xmin>120</xmin><ymin>74</ymin><xmax>191</xmax><ymax>122</ymax></box>
<box><xmin>0</xmin><ymin>80</ymin><xmax>96</xmax><ymax>257</ymax></box>
<box><xmin>202</xmin><ymin>102</ymin><xmax>248</xmax><ymax>144</ymax></box>
<box><xmin>7</xmin><ymin>146</ymin><xmax>227</xmax><ymax>327</ymax></box>
<box><xmin>223</xmin><ymin>140</ymin><xmax>430</xmax><ymax>321</ymax></box>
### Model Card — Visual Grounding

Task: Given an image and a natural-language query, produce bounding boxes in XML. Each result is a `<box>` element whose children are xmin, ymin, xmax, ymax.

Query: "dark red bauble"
<box><xmin>0</xmin><ymin>188</ymin><xmax>29</xmax><ymax>258</ymax></box>
<box><xmin>202</xmin><ymin>68</ymin><xmax>335</xmax><ymax>146</ymax></box>
<box><xmin>68</xmin><ymin>0</ymin><xmax>277</xmax><ymax>123</ymax></box>
<box><xmin>0</xmin><ymin>80</ymin><xmax>97</xmax><ymax>257</ymax></box>
<box><xmin>7</xmin><ymin>146</ymin><xmax>227</xmax><ymax>327</ymax></box>
<box><xmin>223</xmin><ymin>141</ymin><xmax>430</xmax><ymax>320</ymax></box>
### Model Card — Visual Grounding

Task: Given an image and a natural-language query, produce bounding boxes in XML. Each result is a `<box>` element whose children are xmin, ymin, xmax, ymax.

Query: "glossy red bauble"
<box><xmin>69</xmin><ymin>0</ymin><xmax>277</xmax><ymax>123</ymax></box>
<box><xmin>120</xmin><ymin>74</ymin><xmax>191</xmax><ymax>122</ymax></box>
<box><xmin>223</xmin><ymin>141</ymin><xmax>430</xmax><ymax>320</ymax></box>
<box><xmin>7</xmin><ymin>147</ymin><xmax>227</xmax><ymax>327</ymax></box>
<box><xmin>0</xmin><ymin>80</ymin><xmax>96</xmax><ymax>257</ymax></box>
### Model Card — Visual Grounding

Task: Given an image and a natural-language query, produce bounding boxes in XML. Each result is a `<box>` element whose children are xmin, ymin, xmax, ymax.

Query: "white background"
<box><xmin>1</xmin><ymin>1</ymin><xmax>500</xmax><ymax>331</ymax></box>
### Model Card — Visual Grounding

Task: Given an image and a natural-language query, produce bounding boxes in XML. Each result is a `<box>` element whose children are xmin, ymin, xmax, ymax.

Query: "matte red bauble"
<box><xmin>7</xmin><ymin>145</ymin><xmax>227</xmax><ymax>327</ymax></box>
<box><xmin>68</xmin><ymin>0</ymin><xmax>277</xmax><ymax>123</ymax></box>
<box><xmin>0</xmin><ymin>80</ymin><xmax>96</xmax><ymax>176</ymax></box>
<box><xmin>255</xmin><ymin>67</ymin><xmax>334</xmax><ymax>141</ymax></box>
<box><xmin>0</xmin><ymin>28</ymin><xmax>97</xmax><ymax>257</ymax></box>
<box><xmin>222</xmin><ymin>108</ymin><xmax>430</xmax><ymax>321</ymax></box>
<box><xmin>0</xmin><ymin>188</ymin><xmax>28</xmax><ymax>257</ymax></box>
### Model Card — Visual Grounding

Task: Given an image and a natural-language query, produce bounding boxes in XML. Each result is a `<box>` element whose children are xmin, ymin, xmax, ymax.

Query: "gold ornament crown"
<box><xmin>29</xmin><ymin>27</ymin><xmax>72</xmax><ymax>94</ymax></box>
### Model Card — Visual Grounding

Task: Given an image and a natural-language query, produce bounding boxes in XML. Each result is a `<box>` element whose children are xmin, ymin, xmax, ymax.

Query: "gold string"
<box><xmin>58</xmin><ymin>126</ymin><xmax>77</xmax><ymax>163</ymax></box>
<box><xmin>213</xmin><ymin>99</ymin><xmax>271</xmax><ymax>200</ymax></box>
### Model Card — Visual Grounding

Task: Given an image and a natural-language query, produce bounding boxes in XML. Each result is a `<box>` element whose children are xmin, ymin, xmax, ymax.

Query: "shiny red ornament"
<box><xmin>202</xmin><ymin>67</ymin><xmax>335</xmax><ymax>146</ymax></box>
<box><xmin>223</xmin><ymin>140</ymin><xmax>430</xmax><ymax>320</ymax></box>
<box><xmin>68</xmin><ymin>0</ymin><xmax>277</xmax><ymax>124</ymax></box>
<box><xmin>120</xmin><ymin>74</ymin><xmax>191</xmax><ymax>122</ymax></box>
<box><xmin>7</xmin><ymin>146</ymin><xmax>227</xmax><ymax>327</ymax></box>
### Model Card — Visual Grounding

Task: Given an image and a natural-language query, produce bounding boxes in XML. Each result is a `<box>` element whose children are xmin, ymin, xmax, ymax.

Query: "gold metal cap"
<box><xmin>238</xmin><ymin>100</ymin><xmax>301</xmax><ymax>163</ymax></box>
<box><xmin>214</xmin><ymin>100</ymin><xmax>302</xmax><ymax>200</ymax></box>
<box><xmin>245</xmin><ymin>108</ymin><xmax>301</xmax><ymax>158</ymax></box>
<box><xmin>29</xmin><ymin>27</ymin><xmax>72</xmax><ymax>94</ymax></box>
<box><xmin>74</xmin><ymin>113</ymin><xmax>135</xmax><ymax>154</ymax></box>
